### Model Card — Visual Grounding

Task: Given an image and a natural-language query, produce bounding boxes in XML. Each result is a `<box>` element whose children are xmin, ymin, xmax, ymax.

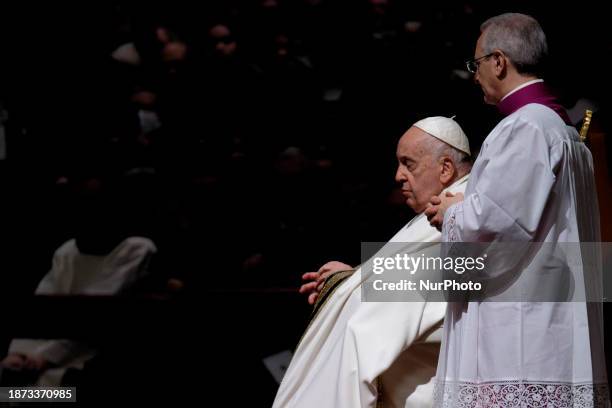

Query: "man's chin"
<box><xmin>407</xmin><ymin>200</ymin><xmax>422</xmax><ymax>213</ymax></box>
<box><xmin>483</xmin><ymin>95</ymin><xmax>496</xmax><ymax>105</ymax></box>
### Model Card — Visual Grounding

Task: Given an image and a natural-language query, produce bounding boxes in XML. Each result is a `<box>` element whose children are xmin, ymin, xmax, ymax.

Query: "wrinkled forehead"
<box><xmin>397</xmin><ymin>127</ymin><xmax>431</xmax><ymax>158</ymax></box>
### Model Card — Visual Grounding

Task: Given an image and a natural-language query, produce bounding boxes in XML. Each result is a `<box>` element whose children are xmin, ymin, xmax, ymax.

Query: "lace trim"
<box><xmin>443</xmin><ymin>205</ymin><xmax>460</xmax><ymax>243</ymax></box>
<box><xmin>434</xmin><ymin>381</ymin><xmax>610</xmax><ymax>408</ymax></box>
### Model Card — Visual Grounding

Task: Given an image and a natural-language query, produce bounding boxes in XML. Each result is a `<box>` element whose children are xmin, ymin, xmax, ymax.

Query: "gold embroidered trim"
<box><xmin>294</xmin><ymin>269</ymin><xmax>355</xmax><ymax>350</ymax></box>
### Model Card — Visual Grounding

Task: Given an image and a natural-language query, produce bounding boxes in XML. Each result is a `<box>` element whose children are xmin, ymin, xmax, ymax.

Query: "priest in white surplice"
<box><xmin>424</xmin><ymin>13</ymin><xmax>609</xmax><ymax>408</ymax></box>
<box><xmin>273</xmin><ymin>117</ymin><xmax>473</xmax><ymax>408</ymax></box>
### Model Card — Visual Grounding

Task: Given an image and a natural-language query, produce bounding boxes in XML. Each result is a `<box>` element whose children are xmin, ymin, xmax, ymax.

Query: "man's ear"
<box><xmin>494</xmin><ymin>50</ymin><xmax>508</xmax><ymax>79</ymax></box>
<box><xmin>440</xmin><ymin>157</ymin><xmax>456</xmax><ymax>185</ymax></box>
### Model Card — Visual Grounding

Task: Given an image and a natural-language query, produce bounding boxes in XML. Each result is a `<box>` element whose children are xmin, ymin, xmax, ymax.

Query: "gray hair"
<box><xmin>425</xmin><ymin>136</ymin><xmax>472</xmax><ymax>175</ymax></box>
<box><xmin>480</xmin><ymin>13</ymin><xmax>548</xmax><ymax>75</ymax></box>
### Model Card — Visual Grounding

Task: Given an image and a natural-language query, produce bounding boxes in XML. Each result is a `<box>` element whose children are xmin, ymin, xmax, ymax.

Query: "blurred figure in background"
<box><xmin>1</xmin><ymin>174</ymin><xmax>157</xmax><ymax>386</ymax></box>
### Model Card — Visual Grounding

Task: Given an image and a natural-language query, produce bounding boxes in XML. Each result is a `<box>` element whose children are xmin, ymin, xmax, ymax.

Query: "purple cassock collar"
<box><xmin>496</xmin><ymin>81</ymin><xmax>572</xmax><ymax>125</ymax></box>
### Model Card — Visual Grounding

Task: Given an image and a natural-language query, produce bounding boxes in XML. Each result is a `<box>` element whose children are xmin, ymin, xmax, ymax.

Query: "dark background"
<box><xmin>0</xmin><ymin>1</ymin><xmax>610</xmax><ymax>405</ymax></box>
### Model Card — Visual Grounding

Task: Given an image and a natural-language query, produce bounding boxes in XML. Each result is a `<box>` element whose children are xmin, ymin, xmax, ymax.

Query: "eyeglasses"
<box><xmin>465</xmin><ymin>52</ymin><xmax>495</xmax><ymax>73</ymax></box>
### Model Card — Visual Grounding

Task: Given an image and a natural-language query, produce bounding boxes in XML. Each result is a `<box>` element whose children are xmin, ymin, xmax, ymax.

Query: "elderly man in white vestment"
<box><xmin>425</xmin><ymin>13</ymin><xmax>609</xmax><ymax>408</ymax></box>
<box><xmin>272</xmin><ymin>116</ymin><xmax>473</xmax><ymax>408</ymax></box>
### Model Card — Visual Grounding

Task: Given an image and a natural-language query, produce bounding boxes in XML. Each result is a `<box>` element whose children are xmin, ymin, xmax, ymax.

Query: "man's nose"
<box><xmin>395</xmin><ymin>167</ymin><xmax>406</xmax><ymax>183</ymax></box>
<box><xmin>473</xmin><ymin>71</ymin><xmax>480</xmax><ymax>84</ymax></box>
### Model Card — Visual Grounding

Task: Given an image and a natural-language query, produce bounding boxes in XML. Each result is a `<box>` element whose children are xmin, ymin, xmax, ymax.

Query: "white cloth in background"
<box><xmin>9</xmin><ymin>237</ymin><xmax>157</xmax><ymax>386</ymax></box>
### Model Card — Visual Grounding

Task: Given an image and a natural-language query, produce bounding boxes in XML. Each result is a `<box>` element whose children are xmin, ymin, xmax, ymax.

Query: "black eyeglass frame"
<box><xmin>465</xmin><ymin>52</ymin><xmax>496</xmax><ymax>73</ymax></box>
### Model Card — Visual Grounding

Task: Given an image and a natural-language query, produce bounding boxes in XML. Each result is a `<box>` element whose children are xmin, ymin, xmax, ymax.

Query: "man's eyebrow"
<box><xmin>399</xmin><ymin>155</ymin><xmax>416</xmax><ymax>163</ymax></box>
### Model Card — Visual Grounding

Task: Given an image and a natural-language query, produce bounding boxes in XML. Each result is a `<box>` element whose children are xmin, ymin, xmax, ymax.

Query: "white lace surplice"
<box><xmin>435</xmin><ymin>104</ymin><xmax>609</xmax><ymax>408</ymax></box>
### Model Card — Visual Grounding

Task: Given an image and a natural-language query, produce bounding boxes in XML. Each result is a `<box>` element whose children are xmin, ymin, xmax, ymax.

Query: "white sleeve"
<box><xmin>444</xmin><ymin>117</ymin><xmax>561</xmax><ymax>243</ymax></box>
